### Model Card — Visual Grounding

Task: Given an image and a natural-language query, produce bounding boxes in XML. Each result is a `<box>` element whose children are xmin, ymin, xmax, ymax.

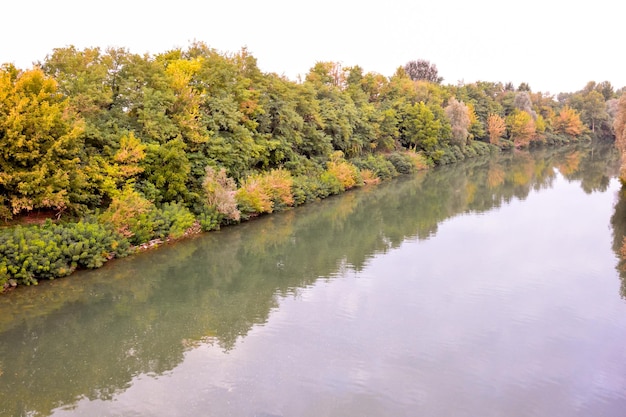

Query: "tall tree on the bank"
<box><xmin>580</xmin><ymin>90</ymin><xmax>608</xmax><ymax>134</ymax></box>
<box><xmin>513</xmin><ymin>92</ymin><xmax>536</xmax><ymax>118</ymax></box>
<box><xmin>399</xmin><ymin>101</ymin><xmax>440</xmax><ymax>152</ymax></box>
<box><xmin>403</xmin><ymin>60</ymin><xmax>443</xmax><ymax>84</ymax></box>
<box><xmin>0</xmin><ymin>66</ymin><xmax>86</xmax><ymax>219</ymax></box>
<box><xmin>445</xmin><ymin>97</ymin><xmax>471</xmax><ymax>147</ymax></box>
<box><xmin>506</xmin><ymin>110</ymin><xmax>536</xmax><ymax>147</ymax></box>
<box><xmin>306</xmin><ymin>62</ymin><xmax>362</xmax><ymax>157</ymax></box>
<box><xmin>553</xmin><ymin>106</ymin><xmax>584</xmax><ymax>138</ymax></box>
<box><xmin>487</xmin><ymin>114</ymin><xmax>506</xmax><ymax>145</ymax></box>
<box><xmin>562</xmin><ymin>82</ymin><xmax>613</xmax><ymax>138</ymax></box>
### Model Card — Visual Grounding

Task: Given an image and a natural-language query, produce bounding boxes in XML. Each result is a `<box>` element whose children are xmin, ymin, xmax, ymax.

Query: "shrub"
<box><xmin>236</xmin><ymin>169</ymin><xmax>294</xmax><ymax>218</ymax></box>
<box><xmin>352</xmin><ymin>154</ymin><xmax>398</xmax><ymax>180</ymax></box>
<box><xmin>262</xmin><ymin>169</ymin><xmax>294</xmax><ymax>210</ymax></box>
<box><xmin>155</xmin><ymin>202</ymin><xmax>196</xmax><ymax>239</ymax></box>
<box><xmin>326</xmin><ymin>160</ymin><xmax>361</xmax><ymax>190</ymax></box>
<box><xmin>197</xmin><ymin>207</ymin><xmax>222</xmax><ymax>232</ymax></box>
<box><xmin>360</xmin><ymin>169</ymin><xmax>381</xmax><ymax>185</ymax></box>
<box><xmin>462</xmin><ymin>143</ymin><xmax>478</xmax><ymax>158</ymax></box>
<box><xmin>437</xmin><ymin>146</ymin><xmax>465</xmax><ymax>165</ymax></box>
<box><xmin>498</xmin><ymin>138</ymin><xmax>515</xmax><ymax>150</ymax></box>
<box><xmin>468</xmin><ymin>140</ymin><xmax>493</xmax><ymax>156</ymax></box>
<box><xmin>236</xmin><ymin>176</ymin><xmax>273</xmax><ymax>217</ymax></box>
<box><xmin>404</xmin><ymin>151</ymin><xmax>430</xmax><ymax>170</ymax></box>
<box><xmin>0</xmin><ymin>219</ymin><xmax>129</xmax><ymax>288</ymax></box>
<box><xmin>202</xmin><ymin>166</ymin><xmax>240</xmax><ymax>222</ymax></box>
<box><xmin>98</xmin><ymin>186</ymin><xmax>156</xmax><ymax>244</ymax></box>
<box><xmin>386</xmin><ymin>152</ymin><xmax>417</xmax><ymax>174</ymax></box>
<box><xmin>98</xmin><ymin>187</ymin><xmax>197</xmax><ymax>245</ymax></box>
<box><xmin>291</xmin><ymin>175</ymin><xmax>327</xmax><ymax>205</ymax></box>
<box><xmin>386</xmin><ymin>151</ymin><xmax>432</xmax><ymax>174</ymax></box>
<box><xmin>319</xmin><ymin>171</ymin><xmax>344</xmax><ymax>195</ymax></box>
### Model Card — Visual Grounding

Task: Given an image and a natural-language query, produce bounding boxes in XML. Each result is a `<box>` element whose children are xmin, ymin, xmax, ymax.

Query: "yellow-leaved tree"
<box><xmin>0</xmin><ymin>66</ymin><xmax>86</xmax><ymax>219</ymax></box>
<box><xmin>506</xmin><ymin>110</ymin><xmax>535</xmax><ymax>148</ymax></box>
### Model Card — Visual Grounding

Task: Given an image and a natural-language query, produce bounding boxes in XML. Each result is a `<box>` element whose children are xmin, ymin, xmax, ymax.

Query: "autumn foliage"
<box><xmin>236</xmin><ymin>169</ymin><xmax>294</xmax><ymax>217</ymax></box>
<box><xmin>202</xmin><ymin>166</ymin><xmax>240</xmax><ymax>222</ymax></box>
<box><xmin>506</xmin><ymin>110</ymin><xmax>536</xmax><ymax>147</ymax></box>
<box><xmin>553</xmin><ymin>106</ymin><xmax>584</xmax><ymax>137</ymax></box>
<box><xmin>487</xmin><ymin>114</ymin><xmax>506</xmax><ymax>145</ymax></box>
<box><xmin>326</xmin><ymin>159</ymin><xmax>361</xmax><ymax>190</ymax></box>
<box><xmin>0</xmin><ymin>43</ymin><xmax>618</xmax><ymax>290</ymax></box>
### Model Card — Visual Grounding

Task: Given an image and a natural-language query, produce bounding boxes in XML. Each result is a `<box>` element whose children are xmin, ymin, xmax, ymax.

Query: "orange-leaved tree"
<box><xmin>553</xmin><ymin>106</ymin><xmax>584</xmax><ymax>138</ymax></box>
<box><xmin>487</xmin><ymin>114</ymin><xmax>506</xmax><ymax>145</ymax></box>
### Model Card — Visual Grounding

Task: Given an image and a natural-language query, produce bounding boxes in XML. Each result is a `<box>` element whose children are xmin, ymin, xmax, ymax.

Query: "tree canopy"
<box><xmin>0</xmin><ymin>46</ymin><xmax>619</xmax><ymax>223</ymax></box>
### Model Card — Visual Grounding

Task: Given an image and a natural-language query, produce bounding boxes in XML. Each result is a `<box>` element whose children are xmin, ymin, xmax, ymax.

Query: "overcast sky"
<box><xmin>2</xmin><ymin>0</ymin><xmax>623</xmax><ymax>95</ymax></box>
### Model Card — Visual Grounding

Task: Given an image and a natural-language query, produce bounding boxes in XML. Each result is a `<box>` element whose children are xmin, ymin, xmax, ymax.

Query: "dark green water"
<box><xmin>1</xmin><ymin>143</ymin><xmax>625</xmax><ymax>417</ymax></box>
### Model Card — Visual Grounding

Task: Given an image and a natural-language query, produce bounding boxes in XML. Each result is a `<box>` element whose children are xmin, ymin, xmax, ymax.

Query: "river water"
<box><xmin>1</xmin><ymin>143</ymin><xmax>626</xmax><ymax>417</ymax></box>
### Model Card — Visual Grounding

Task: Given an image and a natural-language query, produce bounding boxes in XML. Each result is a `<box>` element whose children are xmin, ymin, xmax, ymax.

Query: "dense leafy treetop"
<box><xmin>0</xmin><ymin>45</ymin><xmax>620</xmax><ymax>222</ymax></box>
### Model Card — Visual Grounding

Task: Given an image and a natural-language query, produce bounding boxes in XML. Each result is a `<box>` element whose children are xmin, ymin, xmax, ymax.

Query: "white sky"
<box><xmin>1</xmin><ymin>0</ymin><xmax>623</xmax><ymax>95</ymax></box>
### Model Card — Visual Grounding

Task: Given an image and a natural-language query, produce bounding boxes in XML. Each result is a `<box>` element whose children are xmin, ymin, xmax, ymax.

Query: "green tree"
<box><xmin>141</xmin><ymin>137</ymin><xmax>191</xmax><ymax>204</ymax></box>
<box><xmin>42</xmin><ymin>46</ymin><xmax>114</xmax><ymax>150</ymax></box>
<box><xmin>580</xmin><ymin>90</ymin><xmax>610</xmax><ymax>135</ymax></box>
<box><xmin>399</xmin><ymin>102</ymin><xmax>440</xmax><ymax>153</ymax></box>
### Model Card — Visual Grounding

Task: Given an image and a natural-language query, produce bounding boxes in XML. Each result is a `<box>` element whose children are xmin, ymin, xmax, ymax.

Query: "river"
<box><xmin>1</xmin><ymin>143</ymin><xmax>626</xmax><ymax>417</ymax></box>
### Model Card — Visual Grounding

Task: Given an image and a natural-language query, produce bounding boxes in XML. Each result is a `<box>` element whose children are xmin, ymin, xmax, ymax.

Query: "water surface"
<box><xmin>1</xmin><ymin>143</ymin><xmax>625</xmax><ymax>417</ymax></box>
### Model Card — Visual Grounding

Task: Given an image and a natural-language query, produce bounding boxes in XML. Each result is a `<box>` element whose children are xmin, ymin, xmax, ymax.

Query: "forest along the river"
<box><xmin>2</xmin><ymin>142</ymin><xmax>626</xmax><ymax>417</ymax></box>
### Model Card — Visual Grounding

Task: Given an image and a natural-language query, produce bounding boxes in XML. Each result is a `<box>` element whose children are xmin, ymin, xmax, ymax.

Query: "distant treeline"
<box><xmin>0</xmin><ymin>43</ymin><xmax>622</xmax><ymax>289</ymax></box>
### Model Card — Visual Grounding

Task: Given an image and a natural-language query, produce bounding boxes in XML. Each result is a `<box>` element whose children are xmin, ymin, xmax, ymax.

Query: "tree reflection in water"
<box><xmin>0</xmin><ymin>141</ymin><xmax>620</xmax><ymax>417</ymax></box>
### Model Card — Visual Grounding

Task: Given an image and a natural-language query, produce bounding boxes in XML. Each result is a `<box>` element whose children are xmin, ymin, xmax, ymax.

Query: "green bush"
<box><xmin>466</xmin><ymin>140</ymin><xmax>492</xmax><ymax>156</ymax></box>
<box><xmin>436</xmin><ymin>146</ymin><xmax>465</xmax><ymax>165</ymax></box>
<box><xmin>197</xmin><ymin>207</ymin><xmax>223</xmax><ymax>232</ymax></box>
<box><xmin>319</xmin><ymin>171</ymin><xmax>344</xmax><ymax>195</ymax></box>
<box><xmin>0</xmin><ymin>219</ymin><xmax>129</xmax><ymax>288</ymax></box>
<box><xmin>498</xmin><ymin>139</ymin><xmax>515</xmax><ymax>150</ymax></box>
<box><xmin>98</xmin><ymin>187</ymin><xmax>198</xmax><ymax>244</ymax></box>
<box><xmin>462</xmin><ymin>143</ymin><xmax>478</xmax><ymax>158</ymax></box>
<box><xmin>352</xmin><ymin>155</ymin><xmax>398</xmax><ymax>180</ymax></box>
<box><xmin>386</xmin><ymin>152</ymin><xmax>417</xmax><ymax>174</ymax></box>
<box><xmin>292</xmin><ymin>176</ymin><xmax>326</xmax><ymax>205</ymax></box>
<box><xmin>98</xmin><ymin>186</ymin><xmax>157</xmax><ymax>245</ymax></box>
<box><xmin>155</xmin><ymin>202</ymin><xmax>196</xmax><ymax>239</ymax></box>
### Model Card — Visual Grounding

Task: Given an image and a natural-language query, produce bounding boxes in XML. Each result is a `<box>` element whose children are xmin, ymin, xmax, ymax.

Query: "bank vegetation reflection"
<box><xmin>0</xmin><ymin>142</ymin><xmax>618</xmax><ymax>417</ymax></box>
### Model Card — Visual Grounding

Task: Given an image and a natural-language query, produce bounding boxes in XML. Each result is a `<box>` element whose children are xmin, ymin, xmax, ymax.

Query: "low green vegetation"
<box><xmin>0</xmin><ymin>46</ymin><xmax>622</xmax><ymax>291</ymax></box>
<box><xmin>0</xmin><ymin>219</ymin><xmax>129</xmax><ymax>287</ymax></box>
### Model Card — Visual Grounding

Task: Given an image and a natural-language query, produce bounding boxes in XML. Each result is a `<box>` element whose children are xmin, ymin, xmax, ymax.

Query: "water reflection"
<box><xmin>611</xmin><ymin>187</ymin><xmax>626</xmax><ymax>297</ymax></box>
<box><xmin>0</xmin><ymin>141</ymin><xmax>620</xmax><ymax>417</ymax></box>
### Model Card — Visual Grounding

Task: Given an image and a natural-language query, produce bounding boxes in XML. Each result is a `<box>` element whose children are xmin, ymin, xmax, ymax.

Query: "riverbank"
<box><xmin>0</xmin><ymin>148</ymin><xmax>444</xmax><ymax>293</ymax></box>
<box><xmin>3</xmin><ymin>45</ymin><xmax>614</xmax><ymax>293</ymax></box>
<box><xmin>3</xmin><ymin>138</ymin><xmax>605</xmax><ymax>294</ymax></box>
<box><xmin>2</xmin><ymin>141</ymin><xmax>623</xmax><ymax>417</ymax></box>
